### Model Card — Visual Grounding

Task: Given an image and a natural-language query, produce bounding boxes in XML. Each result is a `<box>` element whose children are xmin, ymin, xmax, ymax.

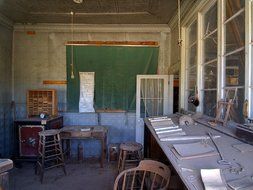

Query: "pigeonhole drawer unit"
<box><xmin>27</xmin><ymin>89</ymin><xmax>58</xmax><ymax>117</ymax></box>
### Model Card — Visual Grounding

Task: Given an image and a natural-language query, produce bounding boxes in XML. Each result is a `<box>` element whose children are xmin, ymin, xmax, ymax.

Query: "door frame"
<box><xmin>136</xmin><ymin>75</ymin><xmax>173</xmax><ymax>144</ymax></box>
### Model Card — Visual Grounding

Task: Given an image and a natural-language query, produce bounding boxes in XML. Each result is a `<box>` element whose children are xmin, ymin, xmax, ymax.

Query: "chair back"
<box><xmin>114</xmin><ymin>160</ymin><xmax>171</xmax><ymax>190</ymax></box>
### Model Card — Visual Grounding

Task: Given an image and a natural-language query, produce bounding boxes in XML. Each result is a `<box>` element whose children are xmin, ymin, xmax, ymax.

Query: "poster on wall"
<box><xmin>79</xmin><ymin>72</ymin><xmax>95</xmax><ymax>112</ymax></box>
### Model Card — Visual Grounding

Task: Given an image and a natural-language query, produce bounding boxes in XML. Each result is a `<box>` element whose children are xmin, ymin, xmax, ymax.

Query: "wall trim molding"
<box><xmin>14</xmin><ymin>23</ymin><xmax>170</xmax><ymax>33</ymax></box>
<box><xmin>0</xmin><ymin>13</ymin><xmax>13</xmax><ymax>29</ymax></box>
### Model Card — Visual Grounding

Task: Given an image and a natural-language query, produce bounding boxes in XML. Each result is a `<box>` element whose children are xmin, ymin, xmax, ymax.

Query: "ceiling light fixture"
<box><xmin>73</xmin><ymin>0</ymin><xmax>83</xmax><ymax>4</ymax></box>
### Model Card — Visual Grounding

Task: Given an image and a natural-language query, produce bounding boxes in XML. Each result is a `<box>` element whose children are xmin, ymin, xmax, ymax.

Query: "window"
<box><xmin>224</xmin><ymin>0</ymin><xmax>245</xmax><ymax>123</ymax></box>
<box><xmin>185</xmin><ymin>21</ymin><xmax>197</xmax><ymax>112</ymax></box>
<box><xmin>181</xmin><ymin>0</ymin><xmax>250</xmax><ymax>123</ymax></box>
<box><xmin>249</xmin><ymin>1</ymin><xmax>253</xmax><ymax>118</ymax></box>
<box><xmin>202</xmin><ymin>3</ymin><xmax>218</xmax><ymax>117</ymax></box>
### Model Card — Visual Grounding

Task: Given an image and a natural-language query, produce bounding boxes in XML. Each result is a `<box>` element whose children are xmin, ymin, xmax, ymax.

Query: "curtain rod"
<box><xmin>65</xmin><ymin>41</ymin><xmax>159</xmax><ymax>47</ymax></box>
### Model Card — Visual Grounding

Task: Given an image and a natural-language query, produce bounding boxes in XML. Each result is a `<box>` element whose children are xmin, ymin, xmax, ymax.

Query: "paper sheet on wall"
<box><xmin>79</xmin><ymin>72</ymin><xmax>95</xmax><ymax>112</ymax></box>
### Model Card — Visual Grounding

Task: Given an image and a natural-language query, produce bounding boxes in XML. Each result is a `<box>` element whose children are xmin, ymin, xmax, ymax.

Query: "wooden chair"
<box><xmin>114</xmin><ymin>160</ymin><xmax>171</xmax><ymax>190</ymax></box>
<box><xmin>214</xmin><ymin>99</ymin><xmax>233</xmax><ymax>126</ymax></box>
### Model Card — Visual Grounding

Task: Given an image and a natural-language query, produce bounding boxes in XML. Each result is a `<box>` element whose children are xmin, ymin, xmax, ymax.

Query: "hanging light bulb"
<box><xmin>70</xmin><ymin>11</ymin><xmax>75</xmax><ymax>79</ymax></box>
<box><xmin>73</xmin><ymin>0</ymin><xmax>83</xmax><ymax>3</ymax></box>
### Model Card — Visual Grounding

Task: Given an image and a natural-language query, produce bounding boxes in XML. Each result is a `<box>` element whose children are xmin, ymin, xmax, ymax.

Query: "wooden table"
<box><xmin>144</xmin><ymin>115</ymin><xmax>253</xmax><ymax>190</ymax></box>
<box><xmin>60</xmin><ymin>125</ymin><xmax>108</xmax><ymax>168</ymax></box>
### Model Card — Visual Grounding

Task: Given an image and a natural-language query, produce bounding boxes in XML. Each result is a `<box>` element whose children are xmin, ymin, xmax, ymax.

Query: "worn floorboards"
<box><xmin>9</xmin><ymin>161</ymin><xmax>117</xmax><ymax>190</ymax></box>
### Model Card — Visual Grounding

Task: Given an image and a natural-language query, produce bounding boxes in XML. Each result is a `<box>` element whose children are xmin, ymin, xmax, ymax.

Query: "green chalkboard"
<box><xmin>66</xmin><ymin>46</ymin><xmax>158</xmax><ymax>112</ymax></box>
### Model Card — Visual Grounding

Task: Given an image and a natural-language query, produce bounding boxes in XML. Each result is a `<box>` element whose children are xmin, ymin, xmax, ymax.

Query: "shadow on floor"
<box><xmin>9</xmin><ymin>160</ymin><xmax>118</xmax><ymax>190</ymax></box>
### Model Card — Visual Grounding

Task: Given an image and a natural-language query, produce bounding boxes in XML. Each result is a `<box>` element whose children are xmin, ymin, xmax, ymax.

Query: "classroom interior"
<box><xmin>1</xmin><ymin>0</ymin><xmax>253</xmax><ymax>190</ymax></box>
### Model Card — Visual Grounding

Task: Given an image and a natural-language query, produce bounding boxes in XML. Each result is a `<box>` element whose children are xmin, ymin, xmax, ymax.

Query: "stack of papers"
<box><xmin>172</xmin><ymin>141</ymin><xmax>218</xmax><ymax>160</ymax></box>
<box><xmin>149</xmin><ymin>117</ymin><xmax>186</xmax><ymax>141</ymax></box>
<box><xmin>201</xmin><ymin>169</ymin><xmax>227</xmax><ymax>190</ymax></box>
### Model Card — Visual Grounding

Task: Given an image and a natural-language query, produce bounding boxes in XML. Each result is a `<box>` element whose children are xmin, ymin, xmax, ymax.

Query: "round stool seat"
<box><xmin>39</xmin><ymin>129</ymin><xmax>60</xmax><ymax>136</ymax></box>
<box><xmin>118</xmin><ymin>142</ymin><xmax>143</xmax><ymax>172</ymax></box>
<box><xmin>120</xmin><ymin>142</ymin><xmax>143</xmax><ymax>152</ymax></box>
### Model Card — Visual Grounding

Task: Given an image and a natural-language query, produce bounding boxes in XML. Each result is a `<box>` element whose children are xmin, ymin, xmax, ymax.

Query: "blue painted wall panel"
<box><xmin>62</xmin><ymin>112</ymin><xmax>136</xmax><ymax>158</ymax></box>
<box><xmin>0</xmin><ymin>23</ymin><xmax>13</xmax><ymax>157</ymax></box>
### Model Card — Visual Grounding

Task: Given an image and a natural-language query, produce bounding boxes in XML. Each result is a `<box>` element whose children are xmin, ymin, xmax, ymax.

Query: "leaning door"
<box><xmin>136</xmin><ymin>75</ymin><xmax>173</xmax><ymax>144</ymax></box>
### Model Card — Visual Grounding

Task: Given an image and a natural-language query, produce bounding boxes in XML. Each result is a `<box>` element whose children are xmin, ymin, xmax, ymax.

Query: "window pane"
<box><xmin>252</xmin><ymin>4</ymin><xmax>253</xmax><ymax>37</ymax></box>
<box><xmin>204</xmin><ymin>3</ymin><xmax>217</xmax><ymax>35</ymax></box>
<box><xmin>204</xmin><ymin>62</ymin><xmax>217</xmax><ymax>89</ymax></box>
<box><xmin>140</xmin><ymin>99</ymin><xmax>163</xmax><ymax>118</ymax></box>
<box><xmin>187</xmin><ymin>90</ymin><xmax>197</xmax><ymax>112</ymax></box>
<box><xmin>228</xmin><ymin>88</ymin><xmax>245</xmax><ymax>124</ymax></box>
<box><xmin>140</xmin><ymin>79</ymin><xmax>164</xmax><ymax>99</ymax></box>
<box><xmin>203</xmin><ymin>90</ymin><xmax>217</xmax><ymax>117</ymax></box>
<box><xmin>225</xmin><ymin>50</ymin><xmax>245</xmax><ymax>86</ymax></box>
<box><xmin>252</xmin><ymin>47</ymin><xmax>253</xmax><ymax>85</ymax></box>
<box><xmin>187</xmin><ymin>66</ymin><xmax>197</xmax><ymax>90</ymax></box>
<box><xmin>225</xmin><ymin>13</ymin><xmax>245</xmax><ymax>53</ymax></box>
<box><xmin>188</xmin><ymin>44</ymin><xmax>197</xmax><ymax>68</ymax></box>
<box><xmin>226</xmin><ymin>0</ymin><xmax>245</xmax><ymax>19</ymax></box>
<box><xmin>204</xmin><ymin>32</ymin><xmax>217</xmax><ymax>62</ymax></box>
<box><xmin>186</xmin><ymin>20</ymin><xmax>197</xmax><ymax>113</ymax></box>
<box><xmin>188</xmin><ymin>21</ymin><xmax>197</xmax><ymax>45</ymax></box>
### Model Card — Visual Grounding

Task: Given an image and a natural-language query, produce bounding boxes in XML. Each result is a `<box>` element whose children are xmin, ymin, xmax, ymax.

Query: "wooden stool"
<box><xmin>36</xmin><ymin>129</ymin><xmax>66</xmax><ymax>183</ymax></box>
<box><xmin>117</xmin><ymin>142</ymin><xmax>143</xmax><ymax>172</ymax></box>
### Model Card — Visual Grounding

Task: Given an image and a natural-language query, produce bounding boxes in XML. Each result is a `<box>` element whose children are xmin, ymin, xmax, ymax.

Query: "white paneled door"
<box><xmin>136</xmin><ymin>75</ymin><xmax>173</xmax><ymax>144</ymax></box>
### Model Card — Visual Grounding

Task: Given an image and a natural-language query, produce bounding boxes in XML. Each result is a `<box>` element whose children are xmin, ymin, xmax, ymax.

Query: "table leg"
<box><xmin>66</xmin><ymin>139</ymin><xmax>71</xmax><ymax>160</ymax></box>
<box><xmin>100</xmin><ymin>138</ymin><xmax>104</xmax><ymax>168</ymax></box>
<box><xmin>100</xmin><ymin>135</ymin><xmax>107</xmax><ymax>168</ymax></box>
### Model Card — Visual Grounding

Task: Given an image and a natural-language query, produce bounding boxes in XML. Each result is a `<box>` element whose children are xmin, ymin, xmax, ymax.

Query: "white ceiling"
<box><xmin>0</xmin><ymin>0</ymin><xmax>184</xmax><ymax>24</ymax></box>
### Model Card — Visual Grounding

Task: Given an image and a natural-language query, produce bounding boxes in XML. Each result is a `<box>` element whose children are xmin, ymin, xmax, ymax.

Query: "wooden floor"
<box><xmin>9</xmin><ymin>160</ymin><xmax>117</xmax><ymax>190</ymax></box>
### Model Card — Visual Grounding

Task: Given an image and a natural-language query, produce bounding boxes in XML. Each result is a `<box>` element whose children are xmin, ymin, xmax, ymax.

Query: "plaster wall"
<box><xmin>13</xmin><ymin>25</ymin><xmax>171</xmax><ymax>118</ymax></box>
<box><xmin>13</xmin><ymin>25</ymin><xmax>169</xmax><ymax>157</ymax></box>
<box><xmin>169</xmin><ymin>26</ymin><xmax>180</xmax><ymax>74</ymax></box>
<box><xmin>0</xmin><ymin>23</ymin><xmax>13</xmax><ymax>157</ymax></box>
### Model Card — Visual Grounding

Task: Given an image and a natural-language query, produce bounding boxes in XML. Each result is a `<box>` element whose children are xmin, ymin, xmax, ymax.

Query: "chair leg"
<box><xmin>117</xmin><ymin>150</ymin><xmax>123</xmax><ymax>172</ymax></box>
<box><xmin>40</xmin><ymin>136</ymin><xmax>46</xmax><ymax>183</ymax></box>
<box><xmin>58</xmin><ymin>134</ymin><xmax>67</xmax><ymax>176</ymax></box>
<box><xmin>120</xmin><ymin>151</ymin><xmax>127</xmax><ymax>172</ymax></box>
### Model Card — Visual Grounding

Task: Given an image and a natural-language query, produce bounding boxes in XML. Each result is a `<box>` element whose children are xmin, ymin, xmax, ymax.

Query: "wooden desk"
<box><xmin>60</xmin><ymin>125</ymin><xmax>107</xmax><ymax>168</ymax></box>
<box><xmin>144</xmin><ymin>115</ymin><xmax>253</xmax><ymax>190</ymax></box>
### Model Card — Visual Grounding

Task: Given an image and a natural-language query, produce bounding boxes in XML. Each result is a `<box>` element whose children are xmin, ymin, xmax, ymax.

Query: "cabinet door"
<box><xmin>19</xmin><ymin>125</ymin><xmax>44</xmax><ymax>157</ymax></box>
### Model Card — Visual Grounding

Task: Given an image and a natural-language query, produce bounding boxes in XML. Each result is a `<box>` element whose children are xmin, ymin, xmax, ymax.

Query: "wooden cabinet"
<box><xmin>27</xmin><ymin>89</ymin><xmax>58</xmax><ymax>117</ymax></box>
<box><xmin>14</xmin><ymin>116</ymin><xmax>63</xmax><ymax>159</ymax></box>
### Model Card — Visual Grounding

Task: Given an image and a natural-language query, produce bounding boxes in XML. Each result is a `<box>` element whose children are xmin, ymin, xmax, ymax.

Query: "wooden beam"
<box><xmin>43</xmin><ymin>80</ymin><xmax>67</xmax><ymax>85</ymax></box>
<box><xmin>66</xmin><ymin>41</ymin><xmax>159</xmax><ymax>47</ymax></box>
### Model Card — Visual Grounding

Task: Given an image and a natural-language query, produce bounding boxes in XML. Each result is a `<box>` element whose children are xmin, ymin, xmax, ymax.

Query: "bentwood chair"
<box><xmin>114</xmin><ymin>160</ymin><xmax>171</xmax><ymax>190</ymax></box>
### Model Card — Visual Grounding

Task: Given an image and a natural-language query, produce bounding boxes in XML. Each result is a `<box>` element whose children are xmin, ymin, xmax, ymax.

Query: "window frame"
<box><xmin>199</xmin><ymin>1</ymin><xmax>218</xmax><ymax>116</ymax></box>
<box><xmin>183</xmin><ymin>18</ymin><xmax>198</xmax><ymax>112</ymax></box>
<box><xmin>180</xmin><ymin>0</ymin><xmax>252</xmax><ymax>120</ymax></box>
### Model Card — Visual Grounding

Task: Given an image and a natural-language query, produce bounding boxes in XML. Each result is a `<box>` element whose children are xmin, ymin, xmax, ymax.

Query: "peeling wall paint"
<box><xmin>0</xmin><ymin>23</ymin><xmax>13</xmax><ymax>157</ymax></box>
<box><xmin>12</xmin><ymin>25</ymin><xmax>171</xmax><ymax>157</ymax></box>
<box><xmin>13</xmin><ymin>25</ymin><xmax>171</xmax><ymax>117</ymax></box>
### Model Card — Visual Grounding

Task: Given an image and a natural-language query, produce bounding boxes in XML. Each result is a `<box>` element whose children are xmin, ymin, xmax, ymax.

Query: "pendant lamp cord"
<box><xmin>177</xmin><ymin>0</ymin><xmax>182</xmax><ymax>47</ymax></box>
<box><xmin>71</xmin><ymin>11</ymin><xmax>75</xmax><ymax>79</ymax></box>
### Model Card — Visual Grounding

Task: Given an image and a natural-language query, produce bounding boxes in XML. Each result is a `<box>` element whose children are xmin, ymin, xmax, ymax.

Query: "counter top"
<box><xmin>144</xmin><ymin>115</ymin><xmax>253</xmax><ymax>190</ymax></box>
